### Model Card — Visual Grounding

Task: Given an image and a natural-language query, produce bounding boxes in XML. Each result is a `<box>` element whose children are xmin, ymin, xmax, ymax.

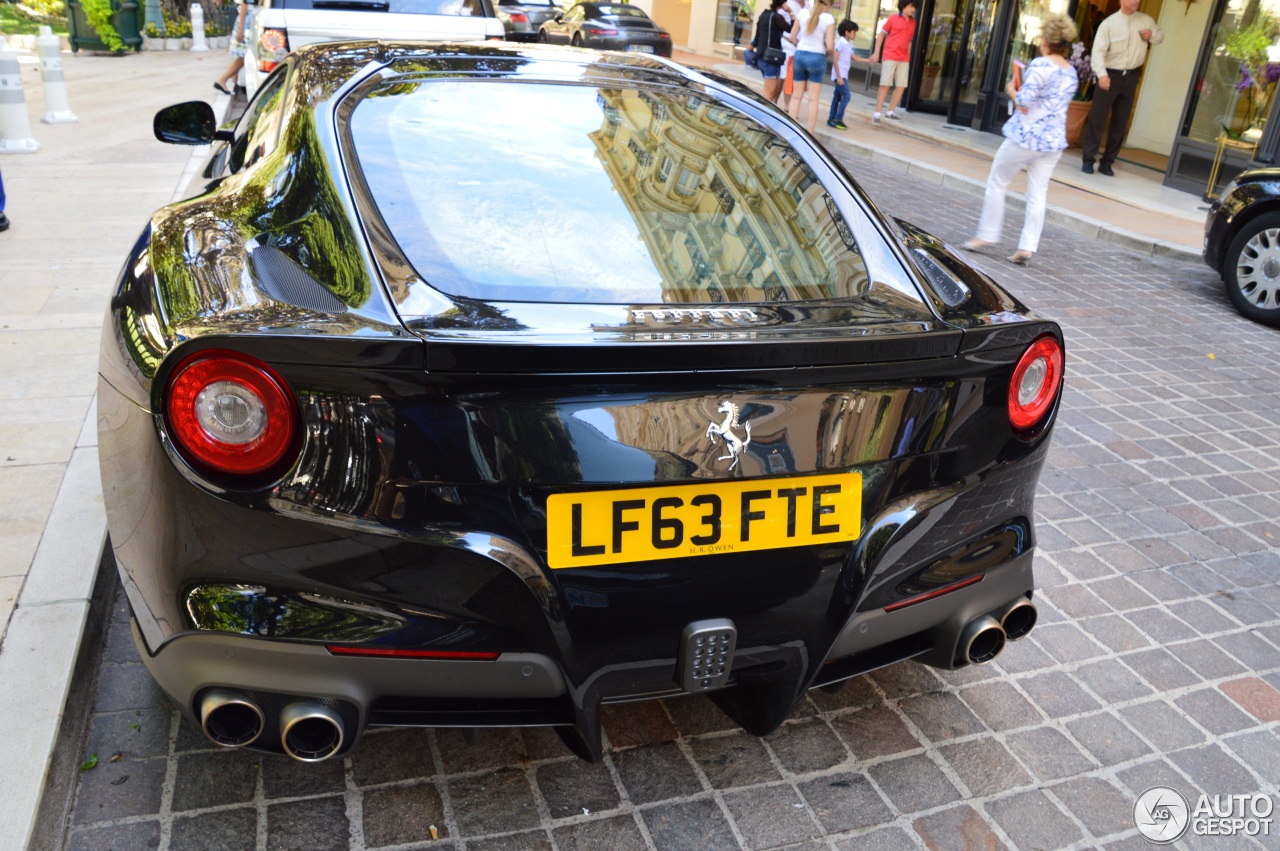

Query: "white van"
<box><xmin>244</xmin><ymin>0</ymin><xmax>506</xmax><ymax>95</ymax></box>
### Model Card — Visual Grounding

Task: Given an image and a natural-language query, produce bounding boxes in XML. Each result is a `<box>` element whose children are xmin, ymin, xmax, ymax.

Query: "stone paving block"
<box><xmin>640</xmin><ymin>798</ymin><xmax>738</xmax><ymax>850</ymax></box>
<box><xmin>1049</xmin><ymin>776</ymin><xmax>1133</xmax><ymax>840</ymax></box>
<box><xmin>1089</xmin><ymin>576</ymin><xmax>1159</xmax><ymax>612</ymax></box>
<box><xmin>1018</xmin><ymin>671</ymin><xmax>1101</xmax><ymax>718</ymax></box>
<box><xmin>1079</xmin><ymin>613</ymin><xmax>1152</xmax><ymax>653</ymax></box>
<box><xmin>1174</xmin><ymin>688</ymin><xmax>1257</xmax><ymax>736</ymax></box>
<box><xmin>85</xmin><ymin>708</ymin><xmax>171</xmax><ymax>762</ymax></box>
<box><xmin>169</xmin><ymin>808</ymin><xmax>258</xmax><ymax>851</ymax></box>
<box><xmin>687</xmin><ymin>732</ymin><xmax>781</xmax><ymax>789</ymax></box>
<box><xmin>360</xmin><ymin>782</ymin><xmax>448</xmax><ymax>847</ymax></box>
<box><xmin>1168</xmin><ymin>744</ymin><xmax>1259</xmax><ymax>793</ymax></box>
<box><xmin>663</xmin><ymin>694</ymin><xmax>740</xmax><ymax>737</ymax></box>
<box><xmin>897</xmin><ymin>692</ymin><xmax>985</xmax><ymax>743</ymax></box>
<box><xmin>601</xmin><ymin>700</ymin><xmax>679</xmax><ymax>749</ymax></box>
<box><xmin>805</xmin><ymin>675</ymin><xmax>880</xmax><ymax>713</ymax></box>
<box><xmin>828</xmin><ymin>705</ymin><xmax>920</xmax><ymax>761</ymax></box>
<box><xmin>612</xmin><ymin>741</ymin><xmax>703</xmax><ymax>804</ymax></box>
<box><xmin>1123</xmin><ymin>648</ymin><xmax>1201</xmax><ymax>692</ymax></box>
<box><xmin>1221</xmin><ymin>729</ymin><xmax>1280</xmax><ymax>784</ymax></box>
<box><xmin>1169</xmin><ymin>638</ymin><xmax>1248</xmax><ymax>681</ymax></box>
<box><xmin>267</xmin><ymin>795</ymin><xmax>350</xmax><ymax>851</ymax></box>
<box><xmin>867</xmin><ymin>754</ymin><xmax>961</xmax><ymax>814</ymax></box>
<box><xmin>261</xmin><ymin>753</ymin><xmax>347</xmax><ymax>799</ymax></box>
<box><xmin>956</xmin><ymin>681</ymin><xmax>1042</xmax><ymax>734</ymax></box>
<box><xmin>467</xmin><ymin>831</ymin><xmax>553</xmax><ymax>851</ymax></box>
<box><xmin>534</xmin><ymin>759</ymin><xmax>619</xmax><ymax>819</ymax></box>
<box><xmin>937</xmin><ymin>738</ymin><xmax>1032</xmax><ymax>798</ymax></box>
<box><xmin>171</xmin><ymin>750</ymin><xmax>259</xmax><ymax>812</ymax></box>
<box><xmin>869</xmin><ymin>662</ymin><xmax>944</xmax><ymax>700</ymax></box>
<box><xmin>71</xmin><ymin>757</ymin><xmax>167</xmax><ymax>824</ymax></box>
<box><xmin>448</xmin><ymin>769</ymin><xmax>541</xmax><ymax>837</ymax></box>
<box><xmin>1006</xmin><ymin>727</ymin><xmax>1096</xmax><ymax>782</ymax></box>
<box><xmin>1220</xmin><ymin>677</ymin><xmax>1280</xmax><ymax>723</ymax></box>
<box><xmin>66</xmin><ymin>819</ymin><xmax>161</xmax><ymax>851</ymax></box>
<box><xmin>1214</xmin><ymin>631</ymin><xmax>1280</xmax><ymax>671</ymax></box>
<box><xmin>552</xmin><ymin>815</ymin><xmax>647</xmax><ymax>851</ymax></box>
<box><xmin>722</xmin><ymin>784</ymin><xmax>821</xmax><ymax>848</ymax></box>
<box><xmin>991</xmin><ymin>638</ymin><xmax>1056</xmax><ymax>674</ymax></box>
<box><xmin>762</xmin><ymin>718</ymin><xmax>848</xmax><ymax>775</ymax></box>
<box><xmin>984</xmin><ymin>789</ymin><xmax>1083</xmax><ymax>849</ymax></box>
<box><xmin>835</xmin><ymin>826</ymin><xmax>920</xmax><ymax>850</ymax></box>
<box><xmin>797</xmin><ymin>772</ymin><xmax>893</xmax><ymax>833</ymax></box>
<box><xmin>435</xmin><ymin>728</ymin><xmax>526</xmax><ymax>777</ymax></box>
<box><xmin>1119</xmin><ymin>700</ymin><xmax>1207</xmax><ymax>753</ymax></box>
<box><xmin>1043</xmin><ymin>584</ymin><xmax>1110</xmax><ymax>618</ymax></box>
<box><xmin>1073</xmin><ymin>658</ymin><xmax>1154</xmax><ymax>704</ymax></box>
<box><xmin>92</xmin><ymin>663</ymin><xmax>168</xmax><ymax>714</ymax></box>
<box><xmin>1125</xmin><ymin>608</ymin><xmax>1196</xmax><ymax>643</ymax></box>
<box><xmin>349</xmin><ymin>729</ymin><xmax>436</xmax><ymax>787</ymax></box>
<box><xmin>1064</xmin><ymin>712</ymin><xmax>1153</xmax><ymax>767</ymax></box>
<box><xmin>912</xmin><ymin>804</ymin><xmax>1006</xmax><ymax>851</ymax></box>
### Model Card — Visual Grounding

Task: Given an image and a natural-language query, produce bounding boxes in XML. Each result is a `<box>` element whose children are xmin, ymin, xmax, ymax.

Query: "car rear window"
<box><xmin>351</xmin><ymin>79</ymin><xmax>900</xmax><ymax>306</ymax></box>
<box><xmin>594</xmin><ymin>5</ymin><xmax>646</xmax><ymax>16</ymax></box>
<box><xmin>275</xmin><ymin>0</ymin><xmax>485</xmax><ymax>13</ymax></box>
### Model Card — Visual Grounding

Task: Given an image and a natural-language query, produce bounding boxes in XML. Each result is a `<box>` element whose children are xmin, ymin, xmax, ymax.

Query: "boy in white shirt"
<box><xmin>827</xmin><ymin>20</ymin><xmax>869</xmax><ymax>129</ymax></box>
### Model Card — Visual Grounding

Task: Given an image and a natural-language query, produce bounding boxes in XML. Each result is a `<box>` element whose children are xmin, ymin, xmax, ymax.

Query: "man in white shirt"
<box><xmin>1081</xmin><ymin>0</ymin><xmax>1163</xmax><ymax>176</ymax></box>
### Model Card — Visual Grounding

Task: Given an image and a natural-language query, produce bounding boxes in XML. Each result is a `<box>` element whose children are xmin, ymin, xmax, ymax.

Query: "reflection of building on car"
<box><xmin>116</xmin><ymin>40</ymin><xmax>1064</xmax><ymax>765</ymax></box>
<box><xmin>538</xmin><ymin>2</ymin><xmax>672</xmax><ymax>56</ymax></box>
<box><xmin>243</xmin><ymin>0</ymin><xmax>504</xmax><ymax>95</ymax></box>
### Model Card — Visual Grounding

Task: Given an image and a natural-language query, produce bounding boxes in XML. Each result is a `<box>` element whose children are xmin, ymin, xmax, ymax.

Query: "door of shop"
<box><xmin>911</xmin><ymin>0</ymin><xmax>1010</xmax><ymax>128</ymax></box>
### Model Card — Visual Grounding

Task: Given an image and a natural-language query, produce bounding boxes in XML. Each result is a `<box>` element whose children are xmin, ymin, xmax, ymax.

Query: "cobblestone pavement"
<box><xmin>60</xmin><ymin>155</ymin><xmax>1280</xmax><ymax>851</ymax></box>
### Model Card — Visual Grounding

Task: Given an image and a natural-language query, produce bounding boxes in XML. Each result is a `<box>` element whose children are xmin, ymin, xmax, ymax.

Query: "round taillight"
<box><xmin>165</xmin><ymin>351</ymin><xmax>299</xmax><ymax>476</ymax></box>
<box><xmin>1008</xmin><ymin>335</ymin><xmax>1063</xmax><ymax>433</ymax></box>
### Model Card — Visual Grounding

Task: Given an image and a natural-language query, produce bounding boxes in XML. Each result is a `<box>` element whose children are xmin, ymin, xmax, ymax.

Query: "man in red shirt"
<box><xmin>871</xmin><ymin>0</ymin><xmax>916</xmax><ymax>124</ymax></box>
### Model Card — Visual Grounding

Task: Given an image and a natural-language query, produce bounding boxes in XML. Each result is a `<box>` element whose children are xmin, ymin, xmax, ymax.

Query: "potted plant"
<box><xmin>66</xmin><ymin>0</ymin><xmax>141</xmax><ymax>52</ymax></box>
<box><xmin>1064</xmin><ymin>41</ymin><xmax>1094</xmax><ymax>147</ymax></box>
<box><xmin>1223</xmin><ymin>19</ymin><xmax>1279</xmax><ymax>142</ymax></box>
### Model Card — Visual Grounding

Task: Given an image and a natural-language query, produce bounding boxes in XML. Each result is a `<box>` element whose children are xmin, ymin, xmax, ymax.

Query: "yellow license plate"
<box><xmin>546</xmin><ymin>472</ymin><xmax>862</xmax><ymax>569</ymax></box>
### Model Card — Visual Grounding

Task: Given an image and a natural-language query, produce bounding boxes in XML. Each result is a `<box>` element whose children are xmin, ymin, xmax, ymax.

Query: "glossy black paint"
<box><xmin>99</xmin><ymin>41</ymin><xmax>1062</xmax><ymax>760</ymax></box>
<box><xmin>1203</xmin><ymin>168</ymin><xmax>1280</xmax><ymax>273</ymax></box>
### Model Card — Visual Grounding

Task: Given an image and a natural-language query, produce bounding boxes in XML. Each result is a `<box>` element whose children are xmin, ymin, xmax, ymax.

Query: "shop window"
<box><xmin>1185</xmin><ymin>0</ymin><xmax>1280</xmax><ymax>147</ymax></box>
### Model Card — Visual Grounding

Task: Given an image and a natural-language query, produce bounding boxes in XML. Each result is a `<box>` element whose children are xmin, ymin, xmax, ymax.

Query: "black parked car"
<box><xmin>538</xmin><ymin>2</ymin><xmax>671</xmax><ymax>56</ymax></box>
<box><xmin>101</xmin><ymin>40</ymin><xmax>1063</xmax><ymax>764</ymax></box>
<box><xmin>1204</xmin><ymin>166</ymin><xmax>1280</xmax><ymax>327</ymax></box>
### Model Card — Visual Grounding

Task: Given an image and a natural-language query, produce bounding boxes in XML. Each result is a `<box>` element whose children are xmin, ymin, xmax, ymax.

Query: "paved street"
<box><xmin>56</xmin><ymin>150</ymin><xmax>1280</xmax><ymax>850</ymax></box>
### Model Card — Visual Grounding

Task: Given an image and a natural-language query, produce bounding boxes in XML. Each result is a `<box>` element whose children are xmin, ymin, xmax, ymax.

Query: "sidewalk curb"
<box><xmin>0</xmin><ymin>96</ymin><xmax>230</xmax><ymax>849</ymax></box>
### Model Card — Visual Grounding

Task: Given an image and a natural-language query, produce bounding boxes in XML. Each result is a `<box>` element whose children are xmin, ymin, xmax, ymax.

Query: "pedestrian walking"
<box><xmin>0</xmin><ymin>164</ymin><xmax>8</xmax><ymax>232</ymax></box>
<box><xmin>1080</xmin><ymin>0</ymin><xmax>1162</xmax><ymax>175</ymax></box>
<box><xmin>752</xmin><ymin>0</ymin><xmax>791</xmax><ymax>104</ymax></box>
<box><xmin>871</xmin><ymin>0</ymin><xmax>916</xmax><ymax>124</ymax></box>
<box><xmin>827</xmin><ymin>20</ymin><xmax>871</xmax><ymax>129</ymax></box>
<box><xmin>963</xmin><ymin>14</ymin><xmax>1079</xmax><ymax>266</ymax></box>
<box><xmin>779</xmin><ymin>0</ymin><xmax>807</xmax><ymax>109</ymax></box>
<box><xmin>214</xmin><ymin>0</ymin><xmax>256</xmax><ymax>95</ymax></box>
<box><xmin>787</xmin><ymin>0</ymin><xmax>835</xmax><ymax>134</ymax></box>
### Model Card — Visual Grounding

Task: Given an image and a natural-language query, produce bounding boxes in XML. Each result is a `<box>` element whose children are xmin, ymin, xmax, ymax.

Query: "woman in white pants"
<box><xmin>964</xmin><ymin>15</ymin><xmax>1078</xmax><ymax>266</ymax></box>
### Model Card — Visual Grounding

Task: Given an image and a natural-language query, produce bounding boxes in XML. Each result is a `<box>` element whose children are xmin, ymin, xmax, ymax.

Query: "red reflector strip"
<box><xmin>883</xmin><ymin>574</ymin><xmax>984</xmax><ymax>613</ymax></box>
<box><xmin>325</xmin><ymin>646</ymin><xmax>500</xmax><ymax>660</ymax></box>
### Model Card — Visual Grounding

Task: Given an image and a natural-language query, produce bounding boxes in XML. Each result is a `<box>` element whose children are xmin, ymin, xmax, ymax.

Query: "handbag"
<box><xmin>762</xmin><ymin>14</ymin><xmax>785</xmax><ymax>65</ymax></box>
<box><xmin>744</xmin><ymin>47</ymin><xmax>758</xmax><ymax>67</ymax></box>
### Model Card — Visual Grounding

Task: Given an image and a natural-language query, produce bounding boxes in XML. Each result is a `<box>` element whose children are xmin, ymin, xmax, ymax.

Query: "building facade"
<box><xmin>645</xmin><ymin>0</ymin><xmax>1280</xmax><ymax>198</ymax></box>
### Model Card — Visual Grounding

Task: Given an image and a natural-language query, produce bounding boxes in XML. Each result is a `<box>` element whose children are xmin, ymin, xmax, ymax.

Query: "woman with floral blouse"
<box><xmin>964</xmin><ymin>15</ymin><xmax>1079</xmax><ymax>266</ymax></box>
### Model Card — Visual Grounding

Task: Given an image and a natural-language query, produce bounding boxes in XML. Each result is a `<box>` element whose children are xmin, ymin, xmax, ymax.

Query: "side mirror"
<box><xmin>554</xmin><ymin>13</ymin><xmax>563</xmax><ymax>21</ymax></box>
<box><xmin>154</xmin><ymin>101</ymin><xmax>218</xmax><ymax>145</ymax></box>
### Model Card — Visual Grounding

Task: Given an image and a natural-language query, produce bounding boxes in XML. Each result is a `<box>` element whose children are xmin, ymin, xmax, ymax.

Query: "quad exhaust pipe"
<box><xmin>280</xmin><ymin>702</ymin><xmax>345</xmax><ymax>762</ymax></box>
<box><xmin>201</xmin><ymin>689</ymin><xmax>265</xmax><ymax>748</ymax></box>
<box><xmin>959</xmin><ymin>615</ymin><xmax>1006</xmax><ymax>665</ymax></box>
<box><xmin>1001</xmin><ymin>600</ymin><xmax>1038</xmax><ymax>641</ymax></box>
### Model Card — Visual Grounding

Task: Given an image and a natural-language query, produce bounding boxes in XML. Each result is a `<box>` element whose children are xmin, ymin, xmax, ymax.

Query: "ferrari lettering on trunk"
<box><xmin>546</xmin><ymin>473</ymin><xmax>862</xmax><ymax>568</ymax></box>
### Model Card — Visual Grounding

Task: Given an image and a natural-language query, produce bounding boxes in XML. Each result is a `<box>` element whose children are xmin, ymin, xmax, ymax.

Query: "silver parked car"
<box><xmin>497</xmin><ymin>0</ymin><xmax>561</xmax><ymax>41</ymax></box>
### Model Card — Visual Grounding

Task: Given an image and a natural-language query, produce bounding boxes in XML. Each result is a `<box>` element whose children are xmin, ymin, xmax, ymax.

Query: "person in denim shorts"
<box><xmin>786</xmin><ymin>0</ymin><xmax>835</xmax><ymax>133</ymax></box>
<box><xmin>752</xmin><ymin>0</ymin><xmax>790</xmax><ymax>103</ymax></box>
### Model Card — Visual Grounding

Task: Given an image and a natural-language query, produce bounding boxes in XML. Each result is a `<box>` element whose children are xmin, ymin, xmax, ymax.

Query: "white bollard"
<box><xmin>190</xmin><ymin>3</ymin><xmax>209</xmax><ymax>52</ymax></box>
<box><xmin>0</xmin><ymin>44</ymin><xmax>40</xmax><ymax>153</ymax></box>
<box><xmin>36</xmin><ymin>26</ymin><xmax>78</xmax><ymax>124</ymax></box>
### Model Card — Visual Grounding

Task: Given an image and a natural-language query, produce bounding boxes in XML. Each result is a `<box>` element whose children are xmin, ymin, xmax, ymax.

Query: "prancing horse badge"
<box><xmin>705</xmin><ymin>401</ymin><xmax>752</xmax><ymax>471</ymax></box>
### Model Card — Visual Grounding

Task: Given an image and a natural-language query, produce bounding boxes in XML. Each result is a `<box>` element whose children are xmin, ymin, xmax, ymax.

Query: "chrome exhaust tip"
<box><xmin>959</xmin><ymin>615</ymin><xmax>1006</xmax><ymax>665</ymax></box>
<box><xmin>200</xmin><ymin>689</ymin><xmax>265</xmax><ymax>748</ymax></box>
<box><xmin>1002</xmin><ymin>600</ymin><xmax>1038</xmax><ymax>641</ymax></box>
<box><xmin>280</xmin><ymin>702</ymin><xmax>344</xmax><ymax>763</ymax></box>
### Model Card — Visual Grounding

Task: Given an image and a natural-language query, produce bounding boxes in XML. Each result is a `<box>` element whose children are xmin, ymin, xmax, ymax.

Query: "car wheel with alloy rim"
<box><xmin>1226</xmin><ymin>211</ymin><xmax>1280</xmax><ymax>326</ymax></box>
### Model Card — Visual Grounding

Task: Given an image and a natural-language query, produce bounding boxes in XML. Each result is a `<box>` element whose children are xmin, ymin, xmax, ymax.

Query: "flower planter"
<box><xmin>66</xmin><ymin>0</ymin><xmax>142</xmax><ymax>53</ymax></box>
<box><xmin>164</xmin><ymin>36</ymin><xmax>181</xmax><ymax>49</ymax></box>
<box><xmin>1065</xmin><ymin>99</ymin><xmax>1090</xmax><ymax>148</ymax></box>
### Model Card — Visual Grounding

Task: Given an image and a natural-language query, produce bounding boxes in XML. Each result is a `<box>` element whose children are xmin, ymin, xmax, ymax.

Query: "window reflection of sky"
<box><xmin>355</xmin><ymin>82</ymin><xmax>662</xmax><ymax>301</ymax></box>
